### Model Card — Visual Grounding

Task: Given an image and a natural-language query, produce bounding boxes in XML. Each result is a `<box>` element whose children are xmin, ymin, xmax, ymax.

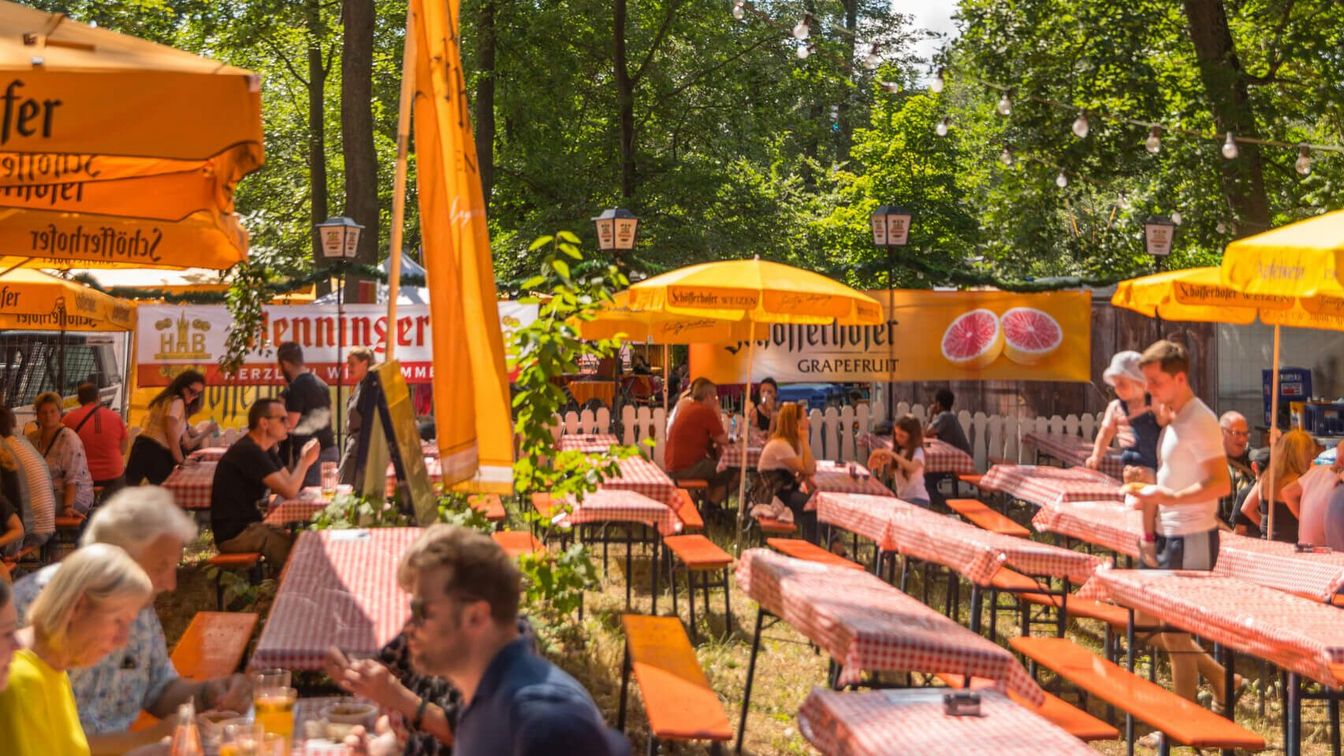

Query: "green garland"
<box><xmin>79</xmin><ymin>264</ymin><xmax>428</xmax><ymax>304</ymax></box>
<box><xmin>894</xmin><ymin>254</ymin><xmax>1142</xmax><ymax>292</ymax></box>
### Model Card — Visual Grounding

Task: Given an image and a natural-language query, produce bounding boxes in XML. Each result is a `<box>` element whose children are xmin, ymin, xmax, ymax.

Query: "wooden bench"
<box><xmin>207</xmin><ymin>552</ymin><xmax>263</xmax><ymax>611</ymax></box>
<box><xmin>1011</xmin><ymin>636</ymin><xmax>1265</xmax><ymax>751</ymax></box>
<box><xmin>132</xmin><ymin>611</ymin><xmax>260</xmax><ymax>731</ymax></box>
<box><xmin>751</xmin><ymin>516</ymin><xmax>796</xmax><ymax>545</ymax></box>
<box><xmin>933</xmin><ymin>672</ymin><xmax>1118</xmax><ymax>742</ymax></box>
<box><xmin>670</xmin><ymin>490</ymin><xmax>704</xmax><ymax>533</ymax></box>
<box><xmin>766</xmin><ymin>538</ymin><xmax>863</xmax><ymax>570</ymax></box>
<box><xmin>956</xmin><ymin>473</ymin><xmax>983</xmax><ymax>489</ymax></box>
<box><xmin>662</xmin><ymin>535</ymin><xmax>733</xmax><ymax>643</ymax></box>
<box><xmin>492</xmin><ymin>530</ymin><xmax>544</xmax><ymax>559</ymax></box>
<box><xmin>990</xmin><ymin>568</ymin><xmax>1129</xmax><ymax>629</ymax></box>
<box><xmin>946</xmin><ymin>498</ymin><xmax>1031</xmax><ymax>538</ymax></box>
<box><xmin>617</xmin><ymin>615</ymin><xmax>732</xmax><ymax>753</ymax></box>
<box><xmin>468</xmin><ymin>494</ymin><xmax>507</xmax><ymax>527</ymax></box>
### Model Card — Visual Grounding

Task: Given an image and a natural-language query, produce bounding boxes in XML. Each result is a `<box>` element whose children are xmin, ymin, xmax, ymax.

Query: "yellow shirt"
<box><xmin>0</xmin><ymin>648</ymin><xmax>90</xmax><ymax>756</ymax></box>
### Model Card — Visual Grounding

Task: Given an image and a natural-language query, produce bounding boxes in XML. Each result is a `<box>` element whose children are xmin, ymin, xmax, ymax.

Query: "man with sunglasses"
<box><xmin>347</xmin><ymin>525</ymin><xmax>629</xmax><ymax>756</ymax></box>
<box><xmin>1218</xmin><ymin>411</ymin><xmax>1255</xmax><ymax>525</ymax></box>
<box><xmin>210</xmin><ymin>398</ymin><xmax>319</xmax><ymax>566</ymax></box>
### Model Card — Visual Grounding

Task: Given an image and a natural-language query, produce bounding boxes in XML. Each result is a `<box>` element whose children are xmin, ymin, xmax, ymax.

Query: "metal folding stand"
<box><xmin>579</xmin><ymin>521</ymin><xmax>660</xmax><ymax>612</ymax></box>
<box><xmin>1283</xmin><ymin>670</ymin><xmax>1344</xmax><ymax>756</ymax></box>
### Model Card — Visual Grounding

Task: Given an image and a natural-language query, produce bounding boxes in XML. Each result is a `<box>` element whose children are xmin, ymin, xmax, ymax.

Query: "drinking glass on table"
<box><xmin>253</xmin><ymin>669</ymin><xmax>297</xmax><ymax>740</ymax></box>
<box><xmin>320</xmin><ymin>462</ymin><xmax>338</xmax><ymax>495</ymax></box>
<box><xmin>221</xmin><ymin>722</ymin><xmax>266</xmax><ymax>756</ymax></box>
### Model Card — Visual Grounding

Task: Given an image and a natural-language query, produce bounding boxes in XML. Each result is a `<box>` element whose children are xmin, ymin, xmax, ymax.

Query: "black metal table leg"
<box><xmin>1126</xmin><ymin>607</ymin><xmax>1136</xmax><ymax>756</ymax></box>
<box><xmin>617</xmin><ymin>639</ymin><xmax>631</xmax><ymax>731</ymax></box>
<box><xmin>735</xmin><ymin>608</ymin><xmax>765</xmax><ymax>754</ymax></box>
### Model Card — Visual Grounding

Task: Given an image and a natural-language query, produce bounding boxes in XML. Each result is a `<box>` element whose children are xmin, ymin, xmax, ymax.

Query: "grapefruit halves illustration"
<box><xmin>1000</xmin><ymin>307</ymin><xmax>1063</xmax><ymax>365</ymax></box>
<box><xmin>941</xmin><ymin>309</ymin><xmax>1003</xmax><ymax>369</ymax></box>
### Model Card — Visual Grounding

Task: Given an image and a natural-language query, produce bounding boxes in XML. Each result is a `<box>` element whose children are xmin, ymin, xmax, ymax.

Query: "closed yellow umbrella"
<box><xmin>627</xmin><ymin>258</ymin><xmax>883</xmax><ymax>551</ymax></box>
<box><xmin>0</xmin><ymin>267</ymin><xmax>134</xmax><ymax>331</ymax></box>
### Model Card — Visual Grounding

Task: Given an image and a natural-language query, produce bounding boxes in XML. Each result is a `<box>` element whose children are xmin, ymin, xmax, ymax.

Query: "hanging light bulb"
<box><xmin>862</xmin><ymin>43</ymin><xmax>881</xmax><ymax>70</ymax></box>
<box><xmin>792</xmin><ymin>13</ymin><xmax>811</xmax><ymax>40</ymax></box>
<box><xmin>930</xmin><ymin>67</ymin><xmax>945</xmax><ymax>94</ymax></box>
<box><xmin>732</xmin><ymin>0</ymin><xmax>744</xmax><ymax>20</ymax></box>
<box><xmin>1055</xmin><ymin>170</ymin><xmax>1069</xmax><ymax>188</ymax></box>
<box><xmin>1296</xmin><ymin>144</ymin><xmax>1313</xmax><ymax>176</ymax></box>
<box><xmin>1216</xmin><ymin>221</ymin><xmax>1227</xmax><ymax>234</ymax></box>
<box><xmin>1071</xmin><ymin>111</ymin><xmax>1090</xmax><ymax>139</ymax></box>
<box><xmin>999</xmin><ymin>146</ymin><xmax>1014</xmax><ymax>166</ymax></box>
<box><xmin>796</xmin><ymin>42</ymin><xmax>811</xmax><ymax>60</ymax></box>
<box><xmin>1221</xmin><ymin>132</ymin><xmax>1239</xmax><ymax>159</ymax></box>
<box><xmin>996</xmin><ymin>91</ymin><xmax>1012</xmax><ymax>116</ymax></box>
<box><xmin>935</xmin><ymin>116</ymin><xmax>950</xmax><ymax>137</ymax></box>
<box><xmin>1171</xmin><ymin>211</ymin><xmax>1182</xmax><ymax>225</ymax></box>
<box><xmin>1145</xmin><ymin>125</ymin><xmax>1162</xmax><ymax>154</ymax></box>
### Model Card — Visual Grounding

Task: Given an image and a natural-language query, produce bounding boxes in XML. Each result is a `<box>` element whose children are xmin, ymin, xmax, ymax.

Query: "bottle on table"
<box><xmin>171</xmin><ymin>702</ymin><xmax>204</xmax><ymax>756</ymax></box>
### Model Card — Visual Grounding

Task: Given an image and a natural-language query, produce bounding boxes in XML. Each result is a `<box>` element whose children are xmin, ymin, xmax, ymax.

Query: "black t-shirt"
<box><xmin>282</xmin><ymin>372</ymin><xmax>335</xmax><ymax>456</ymax></box>
<box><xmin>210</xmin><ymin>434</ymin><xmax>283</xmax><ymax>543</ymax></box>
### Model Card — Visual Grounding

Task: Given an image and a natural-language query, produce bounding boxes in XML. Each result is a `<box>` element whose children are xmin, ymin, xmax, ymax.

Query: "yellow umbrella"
<box><xmin>0</xmin><ymin>268</ymin><xmax>134</xmax><ymax>331</ymax></box>
<box><xmin>627</xmin><ymin>258</ymin><xmax>883</xmax><ymax>550</ymax></box>
<box><xmin>1114</xmin><ymin>266</ymin><xmax>1344</xmax><ymax>538</ymax></box>
<box><xmin>0</xmin><ymin>206</ymin><xmax>248</xmax><ymax>270</ymax></box>
<box><xmin>1219</xmin><ymin>210</ymin><xmax>1344</xmax><ymax>298</ymax></box>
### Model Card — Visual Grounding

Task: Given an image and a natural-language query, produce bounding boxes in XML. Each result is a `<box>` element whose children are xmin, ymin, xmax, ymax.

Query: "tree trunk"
<box><xmin>836</xmin><ymin>0</ymin><xmax>857</xmax><ymax>161</ymax></box>
<box><xmin>341</xmin><ymin>0</ymin><xmax>379</xmax><ymax>268</ymax></box>
<box><xmin>614</xmin><ymin>0</ymin><xmax>636</xmax><ymax>201</ymax></box>
<box><xmin>474</xmin><ymin>0</ymin><xmax>497</xmax><ymax>206</ymax></box>
<box><xmin>306</xmin><ymin>0</ymin><xmax>329</xmax><ymax>263</ymax></box>
<box><xmin>1182</xmin><ymin>0</ymin><xmax>1271</xmax><ymax>233</ymax></box>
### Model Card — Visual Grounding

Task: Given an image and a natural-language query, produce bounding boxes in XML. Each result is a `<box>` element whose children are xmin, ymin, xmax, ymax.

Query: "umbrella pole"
<box><xmin>662</xmin><ymin>343</ymin><xmax>669</xmax><ymax>411</ymax></box>
<box><xmin>1266</xmin><ymin>324</ymin><xmax>1281</xmax><ymax>540</ymax></box>
<box><xmin>384</xmin><ymin>8</ymin><xmax>416</xmax><ymax>361</ymax></box>
<box><xmin>734</xmin><ymin>328</ymin><xmax>755</xmax><ymax>556</ymax></box>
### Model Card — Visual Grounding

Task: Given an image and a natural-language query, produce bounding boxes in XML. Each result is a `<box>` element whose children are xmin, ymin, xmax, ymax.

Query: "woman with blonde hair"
<box><xmin>0</xmin><ymin>543</ymin><xmax>152</xmax><ymax>755</ymax></box>
<box><xmin>1239</xmin><ymin>429</ymin><xmax>1318</xmax><ymax>542</ymax></box>
<box><xmin>753</xmin><ymin>402</ymin><xmax>818</xmax><ymax>541</ymax></box>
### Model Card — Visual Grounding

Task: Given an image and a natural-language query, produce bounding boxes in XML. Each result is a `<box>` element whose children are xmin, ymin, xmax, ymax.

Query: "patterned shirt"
<box><xmin>27</xmin><ymin>427</ymin><xmax>95</xmax><ymax>514</ymax></box>
<box><xmin>12</xmin><ymin>564</ymin><xmax>179</xmax><ymax>734</ymax></box>
<box><xmin>1</xmin><ymin>435</ymin><xmax>55</xmax><ymax>540</ymax></box>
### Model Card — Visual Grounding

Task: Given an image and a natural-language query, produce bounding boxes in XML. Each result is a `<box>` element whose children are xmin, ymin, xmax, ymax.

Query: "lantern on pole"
<box><xmin>314</xmin><ymin>216</ymin><xmax>364</xmax><ymax>453</ymax></box>
<box><xmin>870</xmin><ymin>205</ymin><xmax>911</xmax><ymax>420</ymax></box>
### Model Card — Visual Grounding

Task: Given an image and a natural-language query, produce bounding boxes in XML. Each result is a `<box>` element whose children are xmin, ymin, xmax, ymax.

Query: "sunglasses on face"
<box><xmin>409</xmin><ymin>593</ymin><xmax>482</xmax><ymax>624</ymax></box>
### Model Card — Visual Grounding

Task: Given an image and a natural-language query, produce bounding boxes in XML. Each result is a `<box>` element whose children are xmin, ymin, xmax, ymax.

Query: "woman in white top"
<box><xmin>868</xmin><ymin>414</ymin><xmax>929</xmax><ymax>506</ymax></box>
<box><xmin>753</xmin><ymin>403</ymin><xmax>818</xmax><ymax>542</ymax></box>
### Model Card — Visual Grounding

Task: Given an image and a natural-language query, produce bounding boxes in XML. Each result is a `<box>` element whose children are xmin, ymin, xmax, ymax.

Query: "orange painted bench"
<box><xmin>670</xmin><ymin>490</ymin><xmax>704</xmax><ymax>533</ymax></box>
<box><xmin>1011</xmin><ymin>636</ymin><xmax>1264</xmax><ymax>751</ymax></box>
<box><xmin>207</xmin><ymin>552</ymin><xmax>263</xmax><ymax>610</ymax></box>
<box><xmin>663</xmin><ymin>535</ymin><xmax>734</xmax><ymax>643</ymax></box>
<box><xmin>132</xmin><ymin>611</ymin><xmax>259</xmax><ymax>731</ymax></box>
<box><xmin>468</xmin><ymin>494</ymin><xmax>507</xmax><ymax>524</ymax></box>
<box><xmin>990</xmin><ymin>567</ymin><xmax>1129</xmax><ymax>629</ymax></box>
<box><xmin>766</xmin><ymin>538</ymin><xmax>863</xmax><ymax>570</ymax></box>
<box><xmin>492</xmin><ymin>530</ymin><xmax>544</xmax><ymax>558</ymax></box>
<box><xmin>618</xmin><ymin>615</ymin><xmax>732</xmax><ymax>749</ymax></box>
<box><xmin>753</xmin><ymin>516</ymin><xmax>796</xmax><ymax>539</ymax></box>
<box><xmin>946</xmin><ymin>498</ymin><xmax>1031</xmax><ymax>538</ymax></box>
<box><xmin>933</xmin><ymin>672</ymin><xmax>1118</xmax><ymax>742</ymax></box>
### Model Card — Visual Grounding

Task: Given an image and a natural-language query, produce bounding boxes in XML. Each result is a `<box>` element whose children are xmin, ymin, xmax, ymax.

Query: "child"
<box><xmin>867</xmin><ymin>414</ymin><xmax>929</xmax><ymax>507</ymax></box>
<box><xmin>1088</xmin><ymin>351</ymin><xmax>1164</xmax><ymax>474</ymax></box>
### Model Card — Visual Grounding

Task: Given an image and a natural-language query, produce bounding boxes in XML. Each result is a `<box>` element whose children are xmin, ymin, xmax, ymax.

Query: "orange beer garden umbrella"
<box><xmin>0</xmin><ymin>1</ymin><xmax>263</xmax><ymax>268</ymax></box>
<box><xmin>0</xmin><ymin>267</ymin><xmax>133</xmax><ymax>331</ymax></box>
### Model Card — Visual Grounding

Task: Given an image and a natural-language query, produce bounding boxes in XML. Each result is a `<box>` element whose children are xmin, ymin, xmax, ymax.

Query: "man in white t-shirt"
<box><xmin>1127</xmin><ymin>340</ymin><xmax>1230</xmax><ymax>569</ymax></box>
<box><xmin>1125</xmin><ymin>340</ymin><xmax>1237</xmax><ymax>723</ymax></box>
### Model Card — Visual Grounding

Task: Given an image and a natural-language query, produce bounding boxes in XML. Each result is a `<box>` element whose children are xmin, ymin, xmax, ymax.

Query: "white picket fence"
<box><xmin>553</xmin><ymin>399</ymin><xmax>1104</xmax><ymax>473</ymax></box>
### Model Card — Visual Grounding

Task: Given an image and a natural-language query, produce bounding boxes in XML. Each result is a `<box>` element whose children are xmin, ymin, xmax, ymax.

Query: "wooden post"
<box><xmin>384</xmin><ymin>9</ymin><xmax>416</xmax><ymax>361</ymax></box>
<box><xmin>1266</xmin><ymin>324</ymin><xmax>1281</xmax><ymax>539</ymax></box>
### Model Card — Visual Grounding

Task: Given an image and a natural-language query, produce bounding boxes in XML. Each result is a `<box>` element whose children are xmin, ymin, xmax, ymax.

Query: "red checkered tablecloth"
<box><xmin>162</xmin><ymin>460</ymin><xmax>217</xmax><ymax>510</ymax></box>
<box><xmin>1214</xmin><ymin>533</ymin><xmax>1344</xmax><ymax>603</ymax></box>
<box><xmin>798</xmin><ymin>687</ymin><xmax>1094</xmax><ymax>756</ymax></box>
<box><xmin>251</xmin><ymin>528</ymin><xmax>421</xmax><ymax>670</ymax></box>
<box><xmin>1031</xmin><ymin>499</ymin><xmax>1142</xmax><ymax>558</ymax></box>
<box><xmin>811</xmin><ymin>460</ymin><xmax>893</xmax><ymax>497</ymax></box>
<box><xmin>556</xmin><ymin>433</ymin><xmax>620</xmax><ymax>453</ymax></box>
<box><xmin>264</xmin><ymin>498</ymin><xmax>330</xmax><ymax>527</ymax></box>
<box><xmin>736</xmin><ymin>548</ymin><xmax>1044</xmax><ymax>702</ymax></box>
<box><xmin>859</xmin><ymin>434</ymin><xmax>978</xmax><ymax>476</ymax></box>
<box><xmin>188</xmin><ymin>446</ymin><xmax>227</xmax><ymax>463</ymax></box>
<box><xmin>978</xmin><ymin>464</ymin><xmax>1122</xmax><ymax>508</ymax></box>
<box><xmin>1079</xmin><ymin>568</ymin><xmax>1344</xmax><ymax>687</ymax></box>
<box><xmin>600</xmin><ymin>455</ymin><xmax>680</xmax><ymax>507</ymax></box>
<box><xmin>561</xmin><ymin>488</ymin><xmax>682</xmax><ymax>536</ymax></box>
<box><xmin>816</xmin><ymin>492</ymin><xmax>1103</xmax><ymax>585</ymax></box>
<box><xmin>1022</xmin><ymin>431</ymin><xmax>1125</xmax><ymax>479</ymax></box>
<box><xmin>717</xmin><ymin>429</ymin><xmax>767</xmax><ymax>472</ymax></box>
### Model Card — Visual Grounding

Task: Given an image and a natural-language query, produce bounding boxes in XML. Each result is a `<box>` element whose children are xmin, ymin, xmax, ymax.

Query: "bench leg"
<box><xmin>968</xmin><ymin>586</ymin><xmax>983</xmax><ymax>635</ymax></box>
<box><xmin>722</xmin><ymin>567</ymin><xmax>733</xmax><ymax>639</ymax></box>
<box><xmin>735</xmin><ymin>608</ymin><xmax>765</xmax><ymax>754</ymax></box>
<box><xmin>989</xmin><ymin>588</ymin><xmax>999</xmax><ymax>643</ymax></box>
<box><xmin>1288</xmin><ymin>672</ymin><xmax>1302</xmax><ymax>756</ymax></box>
<box><xmin>1328</xmin><ymin>693</ymin><xmax>1340</xmax><ymax>756</ymax></box>
<box><xmin>687</xmin><ymin>567</ymin><xmax>698</xmax><ymax>645</ymax></box>
<box><xmin>625</xmin><ymin>527</ymin><xmax>634</xmax><ymax>609</ymax></box>
<box><xmin>617</xmin><ymin>640</ymin><xmax>631</xmax><ymax>732</ymax></box>
<box><xmin>650</xmin><ymin>537</ymin><xmax>658</xmax><ymax>617</ymax></box>
<box><xmin>898</xmin><ymin>555</ymin><xmax>910</xmax><ymax>593</ymax></box>
<box><xmin>670</xmin><ymin>561</ymin><xmax>679</xmax><ymax>620</ymax></box>
<box><xmin>1126</xmin><ymin>608</ymin><xmax>1136</xmax><ymax>756</ymax></box>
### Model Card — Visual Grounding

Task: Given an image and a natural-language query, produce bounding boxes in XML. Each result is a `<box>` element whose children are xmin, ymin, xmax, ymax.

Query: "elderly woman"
<box><xmin>0</xmin><ymin>405</ymin><xmax>55</xmax><ymax>547</ymax></box>
<box><xmin>12</xmin><ymin>486</ymin><xmax>250</xmax><ymax>753</ymax></box>
<box><xmin>0</xmin><ymin>542</ymin><xmax>153</xmax><ymax>755</ymax></box>
<box><xmin>27</xmin><ymin>392</ymin><xmax>96</xmax><ymax>517</ymax></box>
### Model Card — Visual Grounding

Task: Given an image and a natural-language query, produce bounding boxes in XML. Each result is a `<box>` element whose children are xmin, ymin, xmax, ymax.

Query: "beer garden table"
<box><xmin>555</xmin><ymin>433</ymin><xmax>620</xmax><ymax>453</ymax></box>
<box><xmin>733</xmin><ymin>548</ymin><xmax>1044</xmax><ymax>750</ymax></box>
<box><xmin>1031</xmin><ymin>499</ymin><xmax>1143</xmax><ymax>559</ymax></box>
<box><xmin>809</xmin><ymin>460</ymin><xmax>892</xmax><ymax>498</ymax></box>
<box><xmin>858</xmin><ymin>434</ymin><xmax>978</xmax><ymax>476</ymax></box>
<box><xmin>599</xmin><ymin>455</ymin><xmax>680</xmax><ymax>507</ymax></box>
<box><xmin>978</xmin><ymin>464</ymin><xmax>1122</xmax><ymax>509</ymax></box>
<box><xmin>717</xmin><ymin>428</ymin><xmax>767</xmax><ymax>472</ymax></box>
<box><xmin>797</xmin><ymin>687</ymin><xmax>1095</xmax><ymax>756</ymax></box>
<box><xmin>1080</xmin><ymin>568</ymin><xmax>1344</xmax><ymax>755</ymax></box>
<box><xmin>251</xmin><ymin>528</ymin><xmax>420</xmax><ymax>671</ymax></box>
<box><xmin>1022</xmin><ymin>430</ymin><xmax>1125</xmax><ymax>480</ymax></box>
<box><xmin>162</xmin><ymin>459</ymin><xmax>217</xmax><ymax>510</ymax></box>
<box><xmin>1213</xmin><ymin>533</ymin><xmax>1344</xmax><ymax>603</ymax></box>
<box><xmin>560</xmin><ymin>487</ymin><xmax>681</xmax><ymax>610</ymax></box>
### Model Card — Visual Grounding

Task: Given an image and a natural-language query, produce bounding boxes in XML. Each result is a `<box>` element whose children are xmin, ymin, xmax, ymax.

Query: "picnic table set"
<box><xmin>977</xmin><ymin>463</ymin><xmax>1122</xmax><ymax>509</ymax></box>
<box><xmin>1021</xmin><ymin>430</ymin><xmax>1125</xmax><ymax>480</ymax></box>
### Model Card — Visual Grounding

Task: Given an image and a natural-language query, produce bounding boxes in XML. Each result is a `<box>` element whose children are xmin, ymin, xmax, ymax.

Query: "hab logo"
<box><xmin>154</xmin><ymin>311</ymin><xmax>212</xmax><ymax>360</ymax></box>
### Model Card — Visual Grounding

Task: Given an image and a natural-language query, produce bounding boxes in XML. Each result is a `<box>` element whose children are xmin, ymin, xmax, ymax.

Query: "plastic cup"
<box><xmin>321</xmin><ymin>462</ymin><xmax>338</xmax><ymax>495</ymax></box>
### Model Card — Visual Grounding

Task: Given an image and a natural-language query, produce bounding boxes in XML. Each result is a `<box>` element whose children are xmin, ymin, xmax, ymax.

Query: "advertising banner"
<box><xmin>134</xmin><ymin>301</ymin><xmax>536</xmax><ymax>388</ymax></box>
<box><xmin>690</xmin><ymin>289</ymin><xmax>1091</xmax><ymax>383</ymax></box>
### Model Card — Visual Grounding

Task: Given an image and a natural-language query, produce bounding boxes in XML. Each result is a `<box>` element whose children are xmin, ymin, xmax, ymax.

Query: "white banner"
<box><xmin>135</xmin><ymin>301</ymin><xmax>536</xmax><ymax>386</ymax></box>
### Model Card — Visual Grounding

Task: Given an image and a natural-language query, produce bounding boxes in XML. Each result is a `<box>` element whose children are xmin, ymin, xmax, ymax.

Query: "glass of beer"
<box><xmin>253</xmin><ymin>669</ymin><xmax>296</xmax><ymax>740</ymax></box>
<box><xmin>220</xmin><ymin>723</ymin><xmax>266</xmax><ymax>756</ymax></box>
<box><xmin>321</xmin><ymin>462</ymin><xmax>338</xmax><ymax>495</ymax></box>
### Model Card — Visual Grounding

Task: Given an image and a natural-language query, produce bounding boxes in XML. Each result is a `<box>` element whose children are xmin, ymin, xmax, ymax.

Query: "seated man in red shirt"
<box><xmin>62</xmin><ymin>382</ymin><xmax>129</xmax><ymax>498</ymax></box>
<box><xmin>664</xmin><ymin>378</ymin><xmax>736</xmax><ymax>505</ymax></box>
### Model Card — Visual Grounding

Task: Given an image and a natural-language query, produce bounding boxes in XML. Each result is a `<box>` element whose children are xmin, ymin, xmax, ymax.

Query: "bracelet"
<box><xmin>411</xmin><ymin>697</ymin><xmax>429</xmax><ymax>730</ymax></box>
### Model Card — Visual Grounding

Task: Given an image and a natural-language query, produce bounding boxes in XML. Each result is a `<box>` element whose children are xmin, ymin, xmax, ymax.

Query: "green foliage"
<box><xmin>435</xmin><ymin>492</ymin><xmax>496</xmax><ymax>533</ymax></box>
<box><xmin>517</xmin><ymin>542</ymin><xmax>599</xmax><ymax>647</ymax></box>
<box><xmin>207</xmin><ymin>566</ymin><xmax>277</xmax><ymax>612</ymax></box>
<box><xmin>220</xmin><ymin>261</ymin><xmax>271</xmax><ymax>374</ymax></box>
<box><xmin>309</xmin><ymin>492</ymin><xmax>412</xmax><ymax>530</ymax></box>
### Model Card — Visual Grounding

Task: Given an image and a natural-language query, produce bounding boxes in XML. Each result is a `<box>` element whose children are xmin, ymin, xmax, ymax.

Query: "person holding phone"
<box><xmin>209</xmin><ymin>398</ymin><xmax>319</xmax><ymax>567</ymax></box>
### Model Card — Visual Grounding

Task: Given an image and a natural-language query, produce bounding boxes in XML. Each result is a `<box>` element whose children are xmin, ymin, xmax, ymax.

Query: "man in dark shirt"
<box><xmin>371</xmin><ymin>525</ymin><xmax>629</xmax><ymax>756</ymax></box>
<box><xmin>277</xmin><ymin>341</ymin><xmax>338</xmax><ymax>487</ymax></box>
<box><xmin>925</xmin><ymin>388</ymin><xmax>972</xmax><ymax>456</ymax></box>
<box><xmin>211</xmin><ymin>398</ymin><xmax>319</xmax><ymax>566</ymax></box>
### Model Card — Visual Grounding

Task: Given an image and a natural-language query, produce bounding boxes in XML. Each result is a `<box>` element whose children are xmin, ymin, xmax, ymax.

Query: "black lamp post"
<box><xmin>315</xmin><ymin>216</ymin><xmax>363</xmax><ymax>451</ymax></box>
<box><xmin>870</xmin><ymin>205</ymin><xmax>911</xmax><ymax>419</ymax></box>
